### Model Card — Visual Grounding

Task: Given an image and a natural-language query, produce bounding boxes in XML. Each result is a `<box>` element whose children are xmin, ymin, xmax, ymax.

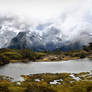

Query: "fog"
<box><xmin>0</xmin><ymin>0</ymin><xmax>92</xmax><ymax>47</ymax></box>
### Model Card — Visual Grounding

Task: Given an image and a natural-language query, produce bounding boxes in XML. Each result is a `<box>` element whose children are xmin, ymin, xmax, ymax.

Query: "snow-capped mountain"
<box><xmin>0</xmin><ymin>16</ymin><xmax>18</xmax><ymax>48</ymax></box>
<box><xmin>0</xmin><ymin>15</ymin><xmax>34</xmax><ymax>48</ymax></box>
<box><xmin>8</xmin><ymin>27</ymin><xmax>63</xmax><ymax>51</ymax></box>
<box><xmin>1</xmin><ymin>5</ymin><xmax>92</xmax><ymax>51</ymax></box>
<box><xmin>8</xmin><ymin>31</ymin><xmax>45</xmax><ymax>51</ymax></box>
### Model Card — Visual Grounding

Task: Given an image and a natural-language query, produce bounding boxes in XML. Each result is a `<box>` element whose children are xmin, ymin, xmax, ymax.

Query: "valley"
<box><xmin>0</xmin><ymin>43</ymin><xmax>92</xmax><ymax>92</ymax></box>
<box><xmin>0</xmin><ymin>0</ymin><xmax>92</xmax><ymax>91</ymax></box>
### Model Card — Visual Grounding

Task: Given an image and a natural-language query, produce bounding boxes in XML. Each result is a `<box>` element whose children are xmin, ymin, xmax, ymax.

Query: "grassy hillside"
<box><xmin>39</xmin><ymin>43</ymin><xmax>92</xmax><ymax>61</ymax></box>
<box><xmin>0</xmin><ymin>43</ymin><xmax>92</xmax><ymax>65</ymax></box>
<box><xmin>0</xmin><ymin>48</ymin><xmax>46</xmax><ymax>65</ymax></box>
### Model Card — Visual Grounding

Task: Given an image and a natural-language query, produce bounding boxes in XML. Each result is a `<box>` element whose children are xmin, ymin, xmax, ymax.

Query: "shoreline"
<box><xmin>0</xmin><ymin>42</ymin><xmax>92</xmax><ymax>65</ymax></box>
<box><xmin>0</xmin><ymin>71</ymin><xmax>92</xmax><ymax>92</ymax></box>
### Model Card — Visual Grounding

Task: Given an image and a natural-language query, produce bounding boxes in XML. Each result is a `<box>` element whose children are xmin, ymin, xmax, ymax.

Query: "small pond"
<box><xmin>0</xmin><ymin>58</ymin><xmax>92</xmax><ymax>81</ymax></box>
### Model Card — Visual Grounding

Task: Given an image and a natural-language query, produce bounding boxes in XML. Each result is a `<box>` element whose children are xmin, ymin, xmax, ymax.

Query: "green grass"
<box><xmin>0</xmin><ymin>42</ymin><xmax>92</xmax><ymax>65</ymax></box>
<box><xmin>0</xmin><ymin>48</ymin><xmax>46</xmax><ymax>65</ymax></box>
<box><xmin>0</xmin><ymin>72</ymin><xmax>92</xmax><ymax>92</ymax></box>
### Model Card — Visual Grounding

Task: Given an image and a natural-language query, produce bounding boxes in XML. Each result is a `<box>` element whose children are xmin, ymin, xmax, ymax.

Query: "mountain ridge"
<box><xmin>0</xmin><ymin>14</ymin><xmax>92</xmax><ymax>51</ymax></box>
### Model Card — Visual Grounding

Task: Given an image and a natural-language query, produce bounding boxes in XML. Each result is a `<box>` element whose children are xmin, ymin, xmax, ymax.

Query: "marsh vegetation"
<box><xmin>0</xmin><ymin>43</ymin><xmax>92</xmax><ymax>92</ymax></box>
<box><xmin>0</xmin><ymin>72</ymin><xmax>92</xmax><ymax>92</ymax></box>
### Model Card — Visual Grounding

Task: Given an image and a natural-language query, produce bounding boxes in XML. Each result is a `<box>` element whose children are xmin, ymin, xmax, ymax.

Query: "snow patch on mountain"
<box><xmin>1</xmin><ymin>0</ymin><xmax>92</xmax><ymax>50</ymax></box>
<box><xmin>0</xmin><ymin>15</ymin><xmax>35</xmax><ymax>48</ymax></box>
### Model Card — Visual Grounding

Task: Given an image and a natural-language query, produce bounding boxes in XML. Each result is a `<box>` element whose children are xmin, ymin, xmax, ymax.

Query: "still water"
<box><xmin>0</xmin><ymin>58</ymin><xmax>92</xmax><ymax>81</ymax></box>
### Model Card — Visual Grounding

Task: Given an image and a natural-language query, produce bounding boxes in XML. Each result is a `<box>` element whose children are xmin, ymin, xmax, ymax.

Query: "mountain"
<box><xmin>0</xmin><ymin>16</ymin><xmax>17</xmax><ymax>48</ymax></box>
<box><xmin>0</xmin><ymin>15</ymin><xmax>33</xmax><ymax>48</ymax></box>
<box><xmin>0</xmin><ymin>11</ymin><xmax>92</xmax><ymax>51</ymax></box>
<box><xmin>8</xmin><ymin>27</ymin><xmax>83</xmax><ymax>51</ymax></box>
<box><xmin>8</xmin><ymin>31</ymin><xmax>46</xmax><ymax>51</ymax></box>
<box><xmin>8</xmin><ymin>27</ymin><xmax>63</xmax><ymax>51</ymax></box>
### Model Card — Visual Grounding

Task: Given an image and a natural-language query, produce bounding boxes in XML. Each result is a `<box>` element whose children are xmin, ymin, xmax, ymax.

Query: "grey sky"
<box><xmin>0</xmin><ymin>0</ymin><xmax>91</xmax><ymax>46</ymax></box>
<box><xmin>0</xmin><ymin>0</ymin><xmax>85</xmax><ymax>20</ymax></box>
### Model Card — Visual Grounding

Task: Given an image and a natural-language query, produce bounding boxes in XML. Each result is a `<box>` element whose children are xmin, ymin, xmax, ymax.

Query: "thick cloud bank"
<box><xmin>0</xmin><ymin>0</ymin><xmax>92</xmax><ymax>50</ymax></box>
<box><xmin>40</xmin><ymin>0</ymin><xmax>92</xmax><ymax>46</ymax></box>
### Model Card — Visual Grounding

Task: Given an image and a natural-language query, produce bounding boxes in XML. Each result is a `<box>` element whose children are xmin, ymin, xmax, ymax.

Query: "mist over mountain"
<box><xmin>0</xmin><ymin>14</ymin><xmax>92</xmax><ymax>51</ymax></box>
<box><xmin>0</xmin><ymin>0</ymin><xmax>92</xmax><ymax>51</ymax></box>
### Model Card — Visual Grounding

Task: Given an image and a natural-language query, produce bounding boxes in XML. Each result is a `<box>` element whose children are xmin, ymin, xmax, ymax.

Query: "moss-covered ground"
<box><xmin>1</xmin><ymin>43</ymin><xmax>92</xmax><ymax>65</ymax></box>
<box><xmin>0</xmin><ymin>72</ymin><xmax>92</xmax><ymax>92</ymax></box>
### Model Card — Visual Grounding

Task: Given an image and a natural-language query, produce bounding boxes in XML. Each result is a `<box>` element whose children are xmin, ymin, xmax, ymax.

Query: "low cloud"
<box><xmin>0</xmin><ymin>0</ymin><xmax>92</xmax><ymax>49</ymax></box>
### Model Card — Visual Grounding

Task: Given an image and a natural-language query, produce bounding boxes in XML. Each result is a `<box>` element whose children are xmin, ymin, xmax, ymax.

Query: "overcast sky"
<box><xmin>0</xmin><ymin>0</ymin><xmax>91</xmax><ymax>46</ymax></box>
<box><xmin>0</xmin><ymin>0</ymin><xmax>88</xmax><ymax>20</ymax></box>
